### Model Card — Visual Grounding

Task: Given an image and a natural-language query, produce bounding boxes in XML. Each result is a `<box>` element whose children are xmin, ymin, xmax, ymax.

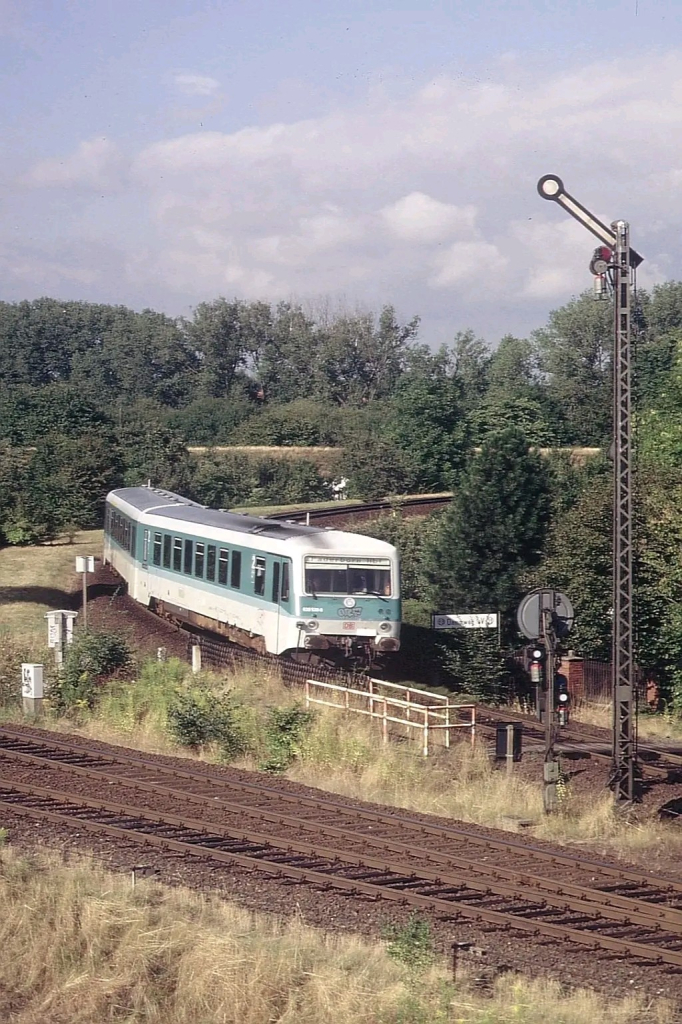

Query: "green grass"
<box><xmin>0</xmin><ymin>529</ymin><xmax>102</xmax><ymax>644</ymax></box>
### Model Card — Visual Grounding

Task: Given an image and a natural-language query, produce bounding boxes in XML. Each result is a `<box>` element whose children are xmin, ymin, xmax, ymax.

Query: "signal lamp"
<box><xmin>590</xmin><ymin>246</ymin><xmax>613</xmax><ymax>276</ymax></box>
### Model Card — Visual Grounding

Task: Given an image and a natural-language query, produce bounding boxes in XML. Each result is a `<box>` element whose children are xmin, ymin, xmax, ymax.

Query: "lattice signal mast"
<box><xmin>537</xmin><ymin>175</ymin><xmax>643</xmax><ymax>804</ymax></box>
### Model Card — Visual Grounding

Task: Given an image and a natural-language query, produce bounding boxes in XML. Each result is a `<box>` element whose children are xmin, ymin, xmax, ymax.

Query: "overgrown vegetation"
<box><xmin>15</xmin><ymin>654</ymin><xmax>681</xmax><ymax>865</ymax></box>
<box><xmin>384</xmin><ymin>915</ymin><xmax>436</xmax><ymax>974</ymax></box>
<box><xmin>0</xmin><ymin>846</ymin><xmax>673</xmax><ymax>1024</ymax></box>
<box><xmin>259</xmin><ymin>704</ymin><xmax>314</xmax><ymax>773</ymax></box>
<box><xmin>167</xmin><ymin>687</ymin><xmax>245</xmax><ymax>757</ymax></box>
<box><xmin>51</xmin><ymin>631</ymin><xmax>133</xmax><ymax>715</ymax></box>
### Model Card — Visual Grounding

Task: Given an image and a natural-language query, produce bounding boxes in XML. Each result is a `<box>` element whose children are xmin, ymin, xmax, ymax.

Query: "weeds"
<box><xmin>384</xmin><ymin>915</ymin><xmax>436</xmax><ymax>973</ymax></box>
<box><xmin>0</xmin><ymin>846</ymin><xmax>675</xmax><ymax>1024</ymax></box>
<box><xmin>260</xmin><ymin>704</ymin><xmax>313</xmax><ymax>773</ymax></box>
<box><xmin>0</xmin><ymin>633</ymin><xmax>32</xmax><ymax>708</ymax></box>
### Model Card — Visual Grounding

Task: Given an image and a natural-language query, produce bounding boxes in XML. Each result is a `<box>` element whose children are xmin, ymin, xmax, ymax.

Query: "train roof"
<box><xmin>107</xmin><ymin>487</ymin><xmax>330</xmax><ymax>541</ymax></box>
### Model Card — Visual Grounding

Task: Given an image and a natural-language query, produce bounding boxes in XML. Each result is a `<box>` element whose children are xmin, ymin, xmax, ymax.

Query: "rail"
<box><xmin>304</xmin><ymin>677</ymin><xmax>475</xmax><ymax>756</ymax></box>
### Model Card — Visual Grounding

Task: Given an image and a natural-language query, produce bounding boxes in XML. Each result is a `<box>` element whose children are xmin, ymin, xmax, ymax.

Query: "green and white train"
<box><xmin>103</xmin><ymin>487</ymin><xmax>401</xmax><ymax>661</ymax></box>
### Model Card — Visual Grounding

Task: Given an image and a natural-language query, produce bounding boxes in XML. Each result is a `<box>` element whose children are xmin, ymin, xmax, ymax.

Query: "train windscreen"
<box><xmin>304</xmin><ymin>557</ymin><xmax>391</xmax><ymax>597</ymax></box>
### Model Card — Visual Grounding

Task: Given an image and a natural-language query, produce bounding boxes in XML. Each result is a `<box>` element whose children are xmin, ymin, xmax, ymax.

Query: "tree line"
<box><xmin>3</xmin><ymin>285</ymin><xmax>682</xmax><ymax>703</ymax></box>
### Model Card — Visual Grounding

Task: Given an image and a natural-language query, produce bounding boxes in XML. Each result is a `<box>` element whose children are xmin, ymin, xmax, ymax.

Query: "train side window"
<box><xmin>173</xmin><ymin>538</ymin><xmax>182</xmax><ymax>572</ymax></box>
<box><xmin>131</xmin><ymin>524</ymin><xmax>137</xmax><ymax>555</ymax></box>
<box><xmin>281</xmin><ymin>562</ymin><xmax>290</xmax><ymax>602</ymax></box>
<box><xmin>271</xmin><ymin>562</ymin><xmax>280</xmax><ymax>603</ymax></box>
<box><xmin>206</xmin><ymin>545</ymin><xmax>216</xmax><ymax>581</ymax></box>
<box><xmin>124</xmin><ymin>520</ymin><xmax>130</xmax><ymax>551</ymax></box>
<box><xmin>163</xmin><ymin>535</ymin><xmax>171</xmax><ymax>569</ymax></box>
<box><xmin>184</xmin><ymin>539</ymin><xmax>193</xmax><ymax>574</ymax></box>
<box><xmin>152</xmin><ymin>533</ymin><xmax>161</xmax><ymax>566</ymax></box>
<box><xmin>230</xmin><ymin>550</ymin><xmax>241</xmax><ymax>589</ymax></box>
<box><xmin>218</xmin><ymin>548</ymin><xmax>229</xmax><ymax>585</ymax></box>
<box><xmin>194</xmin><ymin>542</ymin><xmax>205</xmax><ymax>578</ymax></box>
<box><xmin>254</xmin><ymin>556</ymin><xmax>266</xmax><ymax>597</ymax></box>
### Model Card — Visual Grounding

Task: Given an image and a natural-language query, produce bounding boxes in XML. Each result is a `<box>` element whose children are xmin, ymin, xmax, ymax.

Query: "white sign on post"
<box><xmin>432</xmin><ymin>613</ymin><xmax>499</xmax><ymax>630</ymax></box>
<box><xmin>76</xmin><ymin>555</ymin><xmax>95</xmax><ymax>573</ymax></box>
<box><xmin>45</xmin><ymin>610</ymin><xmax>78</xmax><ymax>649</ymax></box>
<box><xmin>21</xmin><ymin>664</ymin><xmax>44</xmax><ymax>699</ymax></box>
<box><xmin>46</xmin><ymin>611</ymin><xmax>62</xmax><ymax>648</ymax></box>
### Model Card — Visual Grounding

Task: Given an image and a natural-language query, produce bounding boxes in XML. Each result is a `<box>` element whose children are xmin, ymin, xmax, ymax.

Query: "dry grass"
<box><xmin>0</xmin><ymin>845</ymin><xmax>675</xmax><ymax>1024</ymax></box>
<box><xmin>286</xmin><ymin>706</ymin><xmax>682</xmax><ymax>865</ymax></box>
<box><xmin>0</xmin><ymin>529</ymin><xmax>102</xmax><ymax>644</ymax></box>
<box><xmin>575</xmin><ymin>701</ymin><xmax>682</xmax><ymax>742</ymax></box>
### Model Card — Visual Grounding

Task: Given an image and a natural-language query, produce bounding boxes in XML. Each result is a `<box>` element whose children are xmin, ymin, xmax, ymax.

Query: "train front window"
<box><xmin>304</xmin><ymin>558</ymin><xmax>391</xmax><ymax>596</ymax></box>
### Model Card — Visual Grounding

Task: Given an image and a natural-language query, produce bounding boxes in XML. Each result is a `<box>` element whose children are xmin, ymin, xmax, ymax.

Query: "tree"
<box><xmin>314</xmin><ymin>306</ymin><xmax>418</xmax><ymax>405</ymax></box>
<box><xmin>425</xmin><ymin>428</ymin><xmax>551</xmax><ymax>625</ymax></box>
<box><xmin>382</xmin><ymin>346</ymin><xmax>469</xmax><ymax>491</ymax></box>
<box><xmin>232</xmin><ymin>399</ymin><xmax>342</xmax><ymax>446</ymax></box>
<box><xmin>637</xmin><ymin>333</ymin><xmax>682</xmax><ymax>470</ymax></box>
<box><xmin>186</xmin><ymin>298</ymin><xmax>255</xmax><ymax>398</ymax></box>
<box><xmin>0</xmin><ymin>383</ymin><xmax>113</xmax><ymax>445</ymax></box>
<box><xmin>450</xmin><ymin>329</ymin><xmax>491</xmax><ymax>418</ymax></box>
<box><xmin>249</xmin><ymin>302</ymin><xmax>321</xmax><ymax>403</ymax></box>
<box><xmin>165</xmin><ymin>392</ymin><xmax>255</xmax><ymax>445</ymax></box>
<box><xmin>533</xmin><ymin>292</ymin><xmax>613</xmax><ymax>445</ymax></box>
<box><xmin>634</xmin><ymin>470</ymin><xmax>682</xmax><ymax>708</ymax></box>
<box><xmin>475</xmin><ymin>335</ymin><xmax>560</xmax><ymax>445</ymax></box>
<box><xmin>524</xmin><ymin>471</ymin><xmax>612</xmax><ymax>660</ymax></box>
<box><xmin>120</xmin><ymin>424</ymin><xmax>194</xmax><ymax>493</ymax></box>
<box><xmin>341</xmin><ymin>434</ymin><xmax>414</xmax><ymax>501</ymax></box>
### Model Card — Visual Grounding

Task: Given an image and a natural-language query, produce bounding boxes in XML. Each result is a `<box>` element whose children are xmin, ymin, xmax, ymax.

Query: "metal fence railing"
<box><xmin>303</xmin><ymin>677</ymin><xmax>476</xmax><ymax>756</ymax></box>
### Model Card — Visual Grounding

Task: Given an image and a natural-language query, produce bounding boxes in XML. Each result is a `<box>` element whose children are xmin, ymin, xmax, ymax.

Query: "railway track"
<box><xmin>266</xmin><ymin>494</ymin><xmax>452</xmax><ymax>525</ymax></box>
<box><xmin>473</xmin><ymin>704</ymin><xmax>682</xmax><ymax>779</ymax></box>
<box><xmin>3</xmin><ymin>726</ymin><xmax>682</xmax><ymax>969</ymax></box>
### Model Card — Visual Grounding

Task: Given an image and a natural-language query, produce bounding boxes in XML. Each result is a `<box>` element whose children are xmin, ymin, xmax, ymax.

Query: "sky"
<box><xmin>2</xmin><ymin>0</ymin><xmax>682</xmax><ymax>345</ymax></box>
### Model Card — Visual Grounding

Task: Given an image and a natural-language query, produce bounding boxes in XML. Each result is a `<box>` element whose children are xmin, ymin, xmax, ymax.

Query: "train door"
<box><xmin>139</xmin><ymin>527</ymin><xmax>150</xmax><ymax>603</ymax></box>
<box><xmin>273</xmin><ymin>558</ymin><xmax>292</xmax><ymax>653</ymax></box>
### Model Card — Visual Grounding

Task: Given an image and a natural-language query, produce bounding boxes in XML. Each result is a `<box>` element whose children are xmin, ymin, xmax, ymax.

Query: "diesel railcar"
<box><xmin>103</xmin><ymin>487</ymin><xmax>401</xmax><ymax>660</ymax></box>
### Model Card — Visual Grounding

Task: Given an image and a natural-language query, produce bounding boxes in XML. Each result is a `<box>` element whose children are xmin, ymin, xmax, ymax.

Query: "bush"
<box><xmin>384</xmin><ymin>915</ymin><xmax>436</xmax><ymax>973</ymax></box>
<box><xmin>0</xmin><ymin>634</ymin><xmax>31</xmax><ymax>709</ymax></box>
<box><xmin>167</xmin><ymin>687</ymin><xmax>245</xmax><ymax>758</ymax></box>
<box><xmin>51</xmin><ymin>631</ymin><xmax>132</xmax><ymax>715</ymax></box>
<box><xmin>260</xmin><ymin>704</ymin><xmax>313</xmax><ymax>773</ymax></box>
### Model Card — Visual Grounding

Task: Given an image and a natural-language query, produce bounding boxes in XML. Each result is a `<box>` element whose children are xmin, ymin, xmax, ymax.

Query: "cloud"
<box><xmin>173</xmin><ymin>73</ymin><xmax>220</xmax><ymax>97</ymax></box>
<box><xmin>25</xmin><ymin>137</ymin><xmax>123</xmax><ymax>190</ymax></box>
<box><xmin>13</xmin><ymin>51</ymin><xmax>682</xmax><ymax>339</ymax></box>
<box><xmin>381</xmin><ymin>193</ymin><xmax>478</xmax><ymax>244</ymax></box>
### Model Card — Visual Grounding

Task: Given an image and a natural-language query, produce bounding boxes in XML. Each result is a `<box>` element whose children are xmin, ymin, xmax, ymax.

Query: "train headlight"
<box><xmin>379</xmin><ymin>621</ymin><xmax>391</xmax><ymax>633</ymax></box>
<box><xmin>308</xmin><ymin>620</ymin><xmax>319</xmax><ymax>630</ymax></box>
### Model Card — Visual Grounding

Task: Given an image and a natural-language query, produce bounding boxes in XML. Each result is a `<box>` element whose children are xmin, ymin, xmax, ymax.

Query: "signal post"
<box><xmin>537</xmin><ymin>175</ymin><xmax>642</xmax><ymax>804</ymax></box>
